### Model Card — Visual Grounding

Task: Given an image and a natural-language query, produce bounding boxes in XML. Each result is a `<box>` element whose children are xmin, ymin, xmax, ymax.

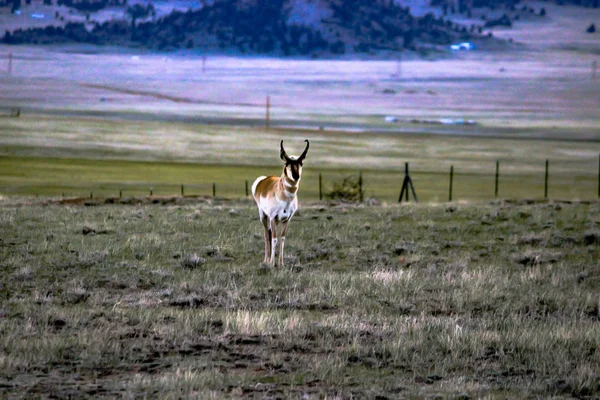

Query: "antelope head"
<box><xmin>280</xmin><ymin>139</ymin><xmax>309</xmax><ymax>182</ymax></box>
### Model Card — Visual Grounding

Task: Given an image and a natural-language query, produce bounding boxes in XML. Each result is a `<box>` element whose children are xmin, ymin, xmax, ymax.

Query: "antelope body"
<box><xmin>252</xmin><ymin>140</ymin><xmax>309</xmax><ymax>267</ymax></box>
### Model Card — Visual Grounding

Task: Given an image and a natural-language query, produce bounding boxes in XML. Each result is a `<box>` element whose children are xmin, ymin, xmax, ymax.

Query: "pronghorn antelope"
<box><xmin>252</xmin><ymin>140</ymin><xmax>309</xmax><ymax>267</ymax></box>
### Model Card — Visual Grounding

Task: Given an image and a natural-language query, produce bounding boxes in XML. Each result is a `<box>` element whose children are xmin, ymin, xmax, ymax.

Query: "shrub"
<box><xmin>327</xmin><ymin>175</ymin><xmax>364</xmax><ymax>202</ymax></box>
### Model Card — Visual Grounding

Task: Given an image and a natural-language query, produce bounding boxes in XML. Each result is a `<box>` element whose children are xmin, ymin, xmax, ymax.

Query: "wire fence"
<box><xmin>4</xmin><ymin>157</ymin><xmax>599</xmax><ymax>203</ymax></box>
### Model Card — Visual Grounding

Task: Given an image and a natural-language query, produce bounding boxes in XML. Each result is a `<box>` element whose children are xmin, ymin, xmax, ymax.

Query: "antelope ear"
<box><xmin>280</xmin><ymin>140</ymin><xmax>291</xmax><ymax>162</ymax></box>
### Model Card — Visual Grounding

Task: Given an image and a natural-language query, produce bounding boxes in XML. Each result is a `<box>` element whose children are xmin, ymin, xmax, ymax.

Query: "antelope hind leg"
<box><xmin>278</xmin><ymin>221</ymin><xmax>289</xmax><ymax>267</ymax></box>
<box><xmin>269</xmin><ymin>218</ymin><xmax>278</xmax><ymax>267</ymax></box>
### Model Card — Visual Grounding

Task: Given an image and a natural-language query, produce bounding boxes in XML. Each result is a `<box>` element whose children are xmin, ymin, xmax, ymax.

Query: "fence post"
<box><xmin>119</xmin><ymin>189</ymin><xmax>122</xmax><ymax>198</ymax></box>
<box><xmin>266</xmin><ymin>95</ymin><xmax>270</xmax><ymax>130</ymax></box>
<box><xmin>495</xmin><ymin>160</ymin><xmax>500</xmax><ymax>197</ymax></box>
<box><xmin>245</xmin><ymin>180</ymin><xmax>249</xmax><ymax>197</ymax></box>
<box><xmin>593</xmin><ymin>60</ymin><xmax>597</xmax><ymax>80</ymax></box>
<box><xmin>90</xmin><ymin>191</ymin><xmax>93</xmax><ymax>199</ymax></box>
<box><xmin>544</xmin><ymin>159</ymin><xmax>549</xmax><ymax>199</ymax></box>
<box><xmin>150</xmin><ymin>187</ymin><xmax>153</xmax><ymax>196</ymax></box>
<box><xmin>358</xmin><ymin>171</ymin><xmax>363</xmax><ymax>203</ymax></box>
<box><xmin>213</xmin><ymin>183</ymin><xmax>216</xmax><ymax>197</ymax></box>
<box><xmin>181</xmin><ymin>184</ymin><xmax>184</xmax><ymax>196</ymax></box>
<box><xmin>449</xmin><ymin>165</ymin><xmax>454</xmax><ymax>202</ymax></box>
<box><xmin>405</xmin><ymin>163</ymin><xmax>409</xmax><ymax>202</ymax></box>
<box><xmin>319</xmin><ymin>172</ymin><xmax>323</xmax><ymax>200</ymax></box>
<box><xmin>398</xmin><ymin>162</ymin><xmax>418</xmax><ymax>203</ymax></box>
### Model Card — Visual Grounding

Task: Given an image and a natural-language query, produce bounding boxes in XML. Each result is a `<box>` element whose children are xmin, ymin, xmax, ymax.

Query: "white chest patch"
<box><xmin>259</xmin><ymin>195</ymin><xmax>298</xmax><ymax>223</ymax></box>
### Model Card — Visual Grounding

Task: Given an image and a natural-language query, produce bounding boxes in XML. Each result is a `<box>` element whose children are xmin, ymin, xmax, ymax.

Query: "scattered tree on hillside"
<box><xmin>56</xmin><ymin>0</ymin><xmax>127</xmax><ymax>12</ymax></box>
<box><xmin>126</xmin><ymin>3</ymin><xmax>155</xmax><ymax>36</ymax></box>
<box><xmin>11</xmin><ymin>0</ymin><xmax>21</xmax><ymax>13</ymax></box>
<box><xmin>586</xmin><ymin>23</ymin><xmax>596</xmax><ymax>32</ymax></box>
<box><xmin>484</xmin><ymin>13</ymin><xmax>512</xmax><ymax>28</ymax></box>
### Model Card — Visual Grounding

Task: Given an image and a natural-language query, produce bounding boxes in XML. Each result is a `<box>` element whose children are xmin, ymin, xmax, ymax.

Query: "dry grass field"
<box><xmin>1</xmin><ymin>45</ymin><xmax>599</xmax><ymax>137</ymax></box>
<box><xmin>1</xmin><ymin>199</ymin><xmax>599</xmax><ymax>398</ymax></box>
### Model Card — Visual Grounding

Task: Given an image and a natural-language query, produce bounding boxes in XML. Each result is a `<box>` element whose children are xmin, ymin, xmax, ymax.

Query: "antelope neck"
<box><xmin>281</xmin><ymin>172</ymin><xmax>299</xmax><ymax>194</ymax></box>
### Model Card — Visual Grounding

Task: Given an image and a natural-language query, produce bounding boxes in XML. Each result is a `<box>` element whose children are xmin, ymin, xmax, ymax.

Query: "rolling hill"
<box><xmin>0</xmin><ymin>0</ymin><xmax>518</xmax><ymax>56</ymax></box>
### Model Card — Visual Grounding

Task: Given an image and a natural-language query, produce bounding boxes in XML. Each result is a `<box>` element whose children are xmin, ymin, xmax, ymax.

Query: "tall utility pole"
<box><xmin>266</xmin><ymin>95</ymin><xmax>270</xmax><ymax>130</ymax></box>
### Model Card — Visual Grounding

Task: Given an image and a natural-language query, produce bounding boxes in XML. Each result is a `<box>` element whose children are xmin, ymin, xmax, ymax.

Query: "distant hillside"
<box><xmin>7</xmin><ymin>0</ymin><xmax>591</xmax><ymax>56</ymax></box>
<box><xmin>1</xmin><ymin>0</ymin><xmax>492</xmax><ymax>56</ymax></box>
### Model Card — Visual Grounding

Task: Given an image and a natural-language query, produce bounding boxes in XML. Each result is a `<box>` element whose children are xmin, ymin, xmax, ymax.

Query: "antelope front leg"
<box><xmin>263</xmin><ymin>225</ymin><xmax>271</xmax><ymax>264</ymax></box>
<box><xmin>269</xmin><ymin>218</ymin><xmax>278</xmax><ymax>267</ymax></box>
<box><xmin>261</xmin><ymin>214</ymin><xmax>271</xmax><ymax>264</ymax></box>
<box><xmin>278</xmin><ymin>221</ymin><xmax>289</xmax><ymax>267</ymax></box>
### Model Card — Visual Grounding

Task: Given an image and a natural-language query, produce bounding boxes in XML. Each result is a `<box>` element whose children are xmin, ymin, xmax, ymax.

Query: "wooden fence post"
<box><xmin>495</xmin><ymin>160</ymin><xmax>499</xmax><ymax>197</ymax></box>
<box><xmin>358</xmin><ymin>171</ymin><xmax>363</xmax><ymax>203</ymax></box>
<box><xmin>405</xmin><ymin>163</ymin><xmax>409</xmax><ymax>202</ymax></box>
<box><xmin>319</xmin><ymin>172</ymin><xmax>323</xmax><ymax>200</ymax></box>
<box><xmin>119</xmin><ymin>189</ymin><xmax>122</xmax><ymax>198</ymax></box>
<box><xmin>398</xmin><ymin>162</ymin><xmax>418</xmax><ymax>203</ymax></box>
<box><xmin>245</xmin><ymin>180</ymin><xmax>249</xmax><ymax>197</ymax></box>
<box><xmin>544</xmin><ymin>159</ymin><xmax>549</xmax><ymax>199</ymax></box>
<box><xmin>449</xmin><ymin>165</ymin><xmax>454</xmax><ymax>202</ymax></box>
<box><xmin>213</xmin><ymin>183</ymin><xmax>216</xmax><ymax>197</ymax></box>
<box><xmin>150</xmin><ymin>187</ymin><xmax>153</xmax><ymax>196</ymax></box>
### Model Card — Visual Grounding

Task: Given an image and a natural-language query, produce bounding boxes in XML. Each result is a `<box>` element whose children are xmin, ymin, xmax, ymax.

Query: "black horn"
<box><xmin>298</xmin><ymin>140</ymin><xmax>310</xmax><ymax>162</ymax></box>
<box><xmin>280</xmin><ymin>140</ymin><xmax>292</xmax><ymax>163</ymax></box>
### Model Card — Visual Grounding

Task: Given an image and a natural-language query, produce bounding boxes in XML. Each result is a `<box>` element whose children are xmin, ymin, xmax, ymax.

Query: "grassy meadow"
<box><xmin>1</xmin><ymin>114</ymin><xmax>599</xmax><ymax>202</ymax></box>
<box><xmin>1</xmin><ymin>199</ymin><xmax>599</xmax><ymax>398</ymax></box>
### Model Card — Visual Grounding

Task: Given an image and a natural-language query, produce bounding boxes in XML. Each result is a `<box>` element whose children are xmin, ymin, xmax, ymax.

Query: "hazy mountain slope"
<box><xmin>1</xmin><ymin>0</ymin><xmax>486</xmax><ymax>56</ymax></box>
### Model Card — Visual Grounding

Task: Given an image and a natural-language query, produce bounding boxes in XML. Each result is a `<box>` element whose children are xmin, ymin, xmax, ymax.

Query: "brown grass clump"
<box><xmin>327</xmin><ymin>175</ymin><xmax>364</xmax><ymax>202</ymax></box>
